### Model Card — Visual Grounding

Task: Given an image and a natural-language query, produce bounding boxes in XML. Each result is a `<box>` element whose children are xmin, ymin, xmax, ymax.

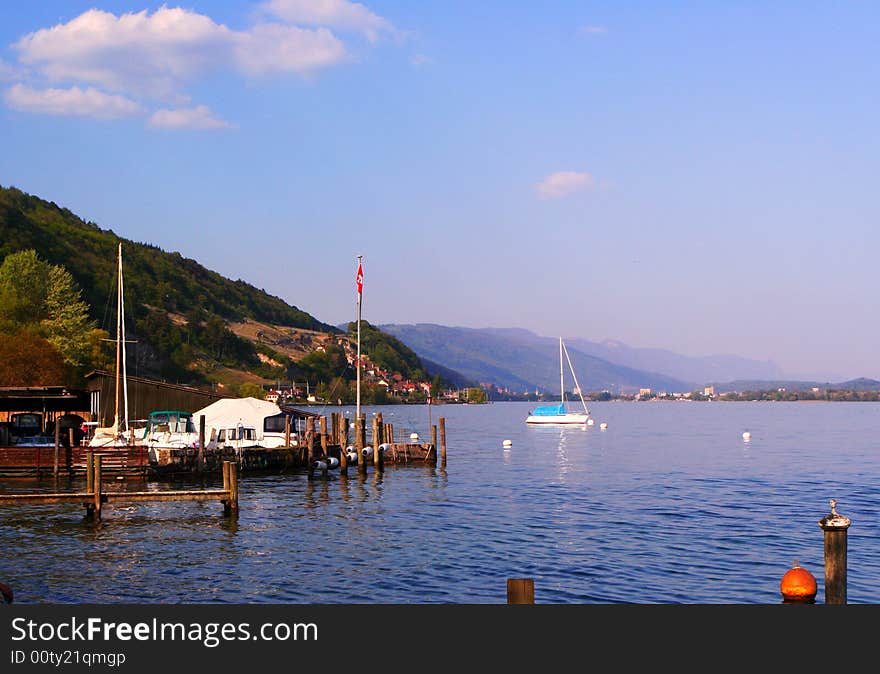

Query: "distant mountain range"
<box><xmin>379</xmin><ymin>324</ymin><xmax>875</xmax><ymax>394</ymax></box>
<box><xmin>379</xmin><ymin>324</ymin><xmax>692</xmax><ymax>394</ymax></box>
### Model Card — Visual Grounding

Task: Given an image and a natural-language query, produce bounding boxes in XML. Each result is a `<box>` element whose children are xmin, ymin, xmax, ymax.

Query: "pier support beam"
<box><xmin>819</xmin><ymin>499</ymin><xmax>851</xmax><ymax>604</ymax></box>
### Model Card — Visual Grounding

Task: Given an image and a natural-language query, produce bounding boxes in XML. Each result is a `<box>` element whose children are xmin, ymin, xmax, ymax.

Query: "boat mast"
<box><xmin>559</xmin><ymin>336</ymin><xmax>565</xmax><ymax>408</ymax></box>
<box><xmin>356</xmin><ymin>255</ymin><xmax>363</xmax><ymax>422</ymax></box>
<box><xmin>119</xmin><ymin>244</ymin><xmax>129</xmax><ymax>438</ymax></box>
<box><xmin>113</xmin><ymin>243</ymin><xmax>122</xmax><ymax>435</ymax></box>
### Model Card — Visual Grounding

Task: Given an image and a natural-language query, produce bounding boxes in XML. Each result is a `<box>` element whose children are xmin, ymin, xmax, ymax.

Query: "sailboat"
<box><xmin>89</xmin><ymin>244</ymin><xmax>143</xmax><ymax>448</ymax></box>
<box><xmin>525</xmin><ymin>337</ymin><xmax>591</xmax><ymax>425</ymax></box>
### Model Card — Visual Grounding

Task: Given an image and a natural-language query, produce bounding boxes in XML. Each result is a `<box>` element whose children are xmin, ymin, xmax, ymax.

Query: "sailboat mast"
<box><xmin>114</xmin><ymin>244</ymin><xmax>122</xmax><ymax>432</ymax></box>
<box><xmin>356</xmin><ymin>255</ymin><xmax>363</xmax><ymax>422</ymax></box>
<box><xmin>559</xmin><ymin>336</ymin><xmax>565</xmax><ymax>406</ymax></box>
<box><xmin>119</xmin><ymin>245</ymin><xmax>129</xmax><ymax>436</ymax></box>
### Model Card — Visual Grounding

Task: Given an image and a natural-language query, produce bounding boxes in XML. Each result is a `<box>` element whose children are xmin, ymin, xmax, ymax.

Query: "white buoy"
<box><xmin>742</xmin><ymin>431</ymin><xmax>751</xmax><ymax>441</ymax></box>
<box><xmin>378</xmin><ymin>443</ymin><xmax>392</xmax><ymax>453</ymax></box>
<box><xmin>502</xmin><ymin>439</ymin><xmax>512</xmax><ymax>448</ymax></box>
<box><xmin>362</xmin><ymin>445</ymin><xmax>374</xmax><ymax>456</ymax></box>
<box><xmin>587</xmin><ymin>419</ymin><xmax>594</xmax><ymax>426</ymax></box>
<box><xmin>410</xmin><ymin>432</ymin><xmax>419</xmax><ymax>441</ymax></box>
<box><xmin>599</xmin><ymin>422</ymin><xmax>608</xmax><ymax>430</ymax></box>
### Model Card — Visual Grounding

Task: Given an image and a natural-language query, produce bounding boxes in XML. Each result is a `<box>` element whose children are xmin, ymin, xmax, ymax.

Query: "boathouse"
<box><xmin>84</xmin><ymin>370</ymin><xmax>230</xmax><ymax>427</ymax></box>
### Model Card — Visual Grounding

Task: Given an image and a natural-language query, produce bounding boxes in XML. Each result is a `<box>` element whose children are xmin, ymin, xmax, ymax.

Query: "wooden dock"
<box><xmin>0</xmin><ymin>412</ymin><xmax>448</xmax><ymax>478</ymax></box>
<box><xmin>0</xmin><ymin>455</ymin><xmax>239</xmax><ymax>521</ymax></box>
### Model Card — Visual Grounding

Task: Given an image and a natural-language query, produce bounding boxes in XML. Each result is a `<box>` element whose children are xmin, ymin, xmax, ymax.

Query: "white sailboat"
<box><xmin>525</xmin><ymin>337</ymin><xmax>591</xmax><ymax>425</ymax></box>
<box><xmin>89</xmin><ymin>243</ymin><xmax>142</xmax><ymax>448</ymax></box>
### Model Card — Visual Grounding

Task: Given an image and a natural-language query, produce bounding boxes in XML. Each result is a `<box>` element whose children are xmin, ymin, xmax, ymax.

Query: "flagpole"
<box><xmin>356</xmin><ymin>255</ymin><xmax>363</xmax><ymax>424</ymax></box>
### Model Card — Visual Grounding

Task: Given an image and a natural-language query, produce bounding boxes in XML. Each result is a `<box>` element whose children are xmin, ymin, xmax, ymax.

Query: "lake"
<box><xmin>1</xmin><ymin>400</ymin><xmax>878</xmax><ymax>604</ymax></box>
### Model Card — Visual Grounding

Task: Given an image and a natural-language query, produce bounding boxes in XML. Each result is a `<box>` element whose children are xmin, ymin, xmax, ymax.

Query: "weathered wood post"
<box><xmin>92</xmin><ymin>454</ymin><xmax>103</xmax><ymax>522</ymax></box>
<box><xmin>343</xmin><ymin>416</ymin><xmax>350</xmax><ymax>447</ymax></box>
<box><xmin>372</xmin><ymin>413</ymin><xmax>383</xmax><ymax>466</ymax></box>
<box><xmin>819</xmin><ymin>499</ymin><xmax>851</xmax><ymax>604</ymax></box>
<box><xmin>439</xmin><ymin>416</ymin><xmax>447</xmax><ymax>467</ymax></box>
<box><xmin>306</xmin><ymin>416</ymin><xmax>315</xmax><ymax>464</ymax></box>
<box><xmin>320</xmin><ymin>416</ymin><xmax>328</xmax><ymax>458</ymax></box>
<box><xmin>507</xmin><ymin>578</ymin><xmax>534</xmax><ymax>604</ymax></box>
<box><xmin>285</xmin><ymin>414</ymin><xmax>291</xmax><ymax>447</ymax></box>
<box><xmin>66</xmin><ymin>428</ymin><xmax>74</xmax><ymax>474</ymax></box>
<box><xmin>356</xmin><ymin>415</ymin><xmax>366</xmax><ymax>475</ymax></box>
<box><xmin>223</xmin><ymin>460</ymin><xmax>239</xmax><ymax>516</ymax></box>
<box><xmin>53</xmin><ymin>417</ymin><xmax>61</xmax><ymax>477</ymax></box>
<box><xmin>86</xmin><ymin>451</ymin><xmax>94</xmax><ymax>494</ymax></box>
<box><xmin>431</xmin><ymin>424</ymin><xmax>437</xmax><ymax>461</ymax></box>
<box><xmin>198</xmin><ymin>414</ymin><xmax>206</xmax><ymax>472</ymax></box>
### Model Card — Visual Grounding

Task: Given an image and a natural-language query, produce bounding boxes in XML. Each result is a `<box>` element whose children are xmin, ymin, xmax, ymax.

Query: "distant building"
<box><xmin>704</xmin><ymin>386</ymin><xmax>715</xmax><ymax>397</ymax></box>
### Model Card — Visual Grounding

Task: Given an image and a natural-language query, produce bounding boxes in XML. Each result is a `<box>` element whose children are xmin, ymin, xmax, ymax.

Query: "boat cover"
<box><xmin>530</xmin><ymin>404</ymin><xmax>566</xmax><ymax>416</ymax></box>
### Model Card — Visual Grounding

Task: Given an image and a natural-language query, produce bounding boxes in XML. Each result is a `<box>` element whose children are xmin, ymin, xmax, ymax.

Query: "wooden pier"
<box><xmin>0</xmin><ymin>455</ymin><xmax>239</xmax><ymax>521</ymax></box>
<box><xmin>0</xmin><ymin>411</ymin><xmax>447</xmax><ymax>479</ymax></box>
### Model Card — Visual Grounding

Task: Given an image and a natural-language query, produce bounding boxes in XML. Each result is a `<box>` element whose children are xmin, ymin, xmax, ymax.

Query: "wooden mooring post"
<box><xmin>198</xmin><ymin>414</ymin><xmax>206</xmax><ymax>472</ymax></box>
<box><xmin>53</xmin><ymin>417</ymin><xmax>61</xmax><ymax>477</ymax></box>
<box><xmin>439</xmin><ymin>416</ymin><xmax>447</xmax><ymax>467</ymax></box>
<box><xmin>222</xmin><ymin>460</ymin><xmax>239</xmax><ymax>517</ymax></box>
<box><xmin>819</xmin><ymin>499</ymin><xmax>851</xmax><ymax>605</ymax></box>
<box><xmin>507</xmin><ymin>578</ymin><xmax>535</xmax><ymax>604</ymax></box>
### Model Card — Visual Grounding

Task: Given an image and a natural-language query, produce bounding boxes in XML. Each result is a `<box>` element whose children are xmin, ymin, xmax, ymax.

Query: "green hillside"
<box><xmin>0</xmin><ymin>185</ymin><xmax>341</xmax><ymax>387</ymax></box>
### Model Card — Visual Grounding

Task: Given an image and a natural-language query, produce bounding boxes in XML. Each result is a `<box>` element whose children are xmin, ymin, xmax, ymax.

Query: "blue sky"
<box><xmin>1</xmin><ymin>1</ymin><xmax>877</xmax><ymax>381</ymax></box>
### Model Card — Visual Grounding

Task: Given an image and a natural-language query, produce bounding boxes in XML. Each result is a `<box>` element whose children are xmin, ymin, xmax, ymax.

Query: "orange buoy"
<box><xmin>780</xmin><ymin>562</ymin><xmax>817</xmax><ymax>603</ymax></box>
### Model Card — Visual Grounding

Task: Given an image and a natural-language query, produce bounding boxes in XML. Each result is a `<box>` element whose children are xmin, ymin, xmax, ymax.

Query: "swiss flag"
<box><xmin>356</xmin><ymin>261</ymin><xmax>363</xmax><ymax>295</ymax></box>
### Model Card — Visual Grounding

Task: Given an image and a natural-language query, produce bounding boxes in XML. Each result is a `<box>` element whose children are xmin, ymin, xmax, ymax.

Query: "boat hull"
<box><xmin>525</xmin><ymin>413</ymin><xmax>589</xmax><ymax>425</ymax></box>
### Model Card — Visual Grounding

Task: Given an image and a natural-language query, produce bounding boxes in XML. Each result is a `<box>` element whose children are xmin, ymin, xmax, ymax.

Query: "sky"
<box><xmin>0</xmin><ymin>1</ymin><xmax>878</xmax><ymax>382</ymax></box>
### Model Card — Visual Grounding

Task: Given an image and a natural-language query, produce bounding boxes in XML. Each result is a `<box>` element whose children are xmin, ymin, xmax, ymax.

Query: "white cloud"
<box><xmin>12</xmin><ymin>7</ymin><xmax>234</xmax><ymax>98</ymax></box>
<box><xmin>4</xmin><ymin>83</ymin><xmax>141</xmax><ymax>118</ymax></box>
<box><xmin>261</xmin><ymin>0</ymin><xmax>395</xmax><ymax>42</ymax></box>
<box><xmin>535</xmin><ymin>171</ymin><xmax>596</xmax><ymax>199</ymax></box>
<box><xmin>4</xmin><ymin>4</ymin><xmax>395</xmax><ymax>125</ymax></box>
<box><xmin>579</xmin><ymin>25</ymin><xmax>607</xmax><ymax>35</ymax></box>
<box><xmin>148</xmin><ymin>105</ymin><xmax>233</xmax><ymax>130</ymax></box>
<box><xmin>0</xmin><ymin>59</ymin><xmax>19</xmax><ymax>81</ymax></box>
<box><xmin>234</xmin><ymin>23</ymin><xmax>347</xmax><ymax>76</ymax></box>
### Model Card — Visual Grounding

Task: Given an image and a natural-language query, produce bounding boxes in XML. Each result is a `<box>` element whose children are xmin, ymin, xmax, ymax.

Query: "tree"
<box><xmin>238</xmin><ymin>383</ymin><xmax>266</xmax><ymax>399</ymax></box>
<box><xmin>0</xmin><ymin>250</ymin><xmax>97</xmax><ymax>371</ymax></box>
<box><xmin>0</xmin><ymin>249</ymin><xmax>51</xmax><ymax>326</ymax></box>
<box><xmin>0</xmin><ymin>330</ymin><xmax>69</xmax><ymax>385</ymax></box>
<box><xmin>431</xmin><ymin>374</ymin><xmax>443</xmax><ymax>399</ymax></box>
<box><xmin>42</xmin><ymin>263</ymin><xmax>94</xmax><ymax>368</ymax></box>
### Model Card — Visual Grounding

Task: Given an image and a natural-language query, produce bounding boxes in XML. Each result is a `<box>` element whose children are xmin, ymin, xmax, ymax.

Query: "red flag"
<box><xmin>356</xmin><ymin>261</ymin><xmax>363</xmax><ymax>295</ymax></box>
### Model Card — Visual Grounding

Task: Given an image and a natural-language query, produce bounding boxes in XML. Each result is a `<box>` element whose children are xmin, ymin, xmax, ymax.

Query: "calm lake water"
<box><xmin>2</xmin><ymin>400</ymin><xmax>879</xmax><ymax>604</ymax></box>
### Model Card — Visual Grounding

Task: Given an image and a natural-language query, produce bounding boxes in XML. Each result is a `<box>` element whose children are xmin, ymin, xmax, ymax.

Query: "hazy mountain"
<box><xmin>564</xmin><ymin>337</ymin><xmax>785</xmax><ymax>385</ymax></box>
<box><xmin>379</xmin><ymin>324</ymin><xmax>690</xmax><ymax>394</ymax></box>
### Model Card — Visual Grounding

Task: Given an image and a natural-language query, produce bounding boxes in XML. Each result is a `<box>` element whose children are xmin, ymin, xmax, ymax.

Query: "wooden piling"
<box><xmin>66</xmin><ymin>428</ymin><xmax>74</xmax><ymax>474</ymax></box>
<box><xmin>198</xmin><ymin>414</ymin><xmax>206</xmax><ymax>472</ymax></box>
<box><xmin>306</xmin><ymin>416</ymin><xmax>315</xmax><ymax>464</ymax></box>
<box><xmin>439</xmin><ymin>416</ymin><xmax>447</xmax><ymax>467</ymax></box>
<box><xmin>53</xmin><ymin>417</ymin><xmax>61</xmax><ymax>477</ymax></box>
<box><xmin>431</xmin><ymin>424</ymin><xmax>437</xmax><ymax>456</ymax></box>
<box><xmin>92</xmin><ymin>454</ymin><xmax>103</xmax><ymax>521</ymax></box>
<box><xmin>356</xmin><ymin>415</ymin><xmax>366</xmax><ymax>475</ymax></box>
<box><xmin>223</xmin><ymin>461</ymin><xmax>239</xmax><ymax>516</ymax></box>
<box><xmin>285</xmin><ymin>414</ymin><xmax>291</xmax><ymax>447</ymax></box>
<box><xmin>507</xmin><ymin>578</ymin><xmax>534</xmax><ymax>604</ymax></box>
<box><xmin>86</xmin><ymin>452</ymin><xmax>94</xmax><ymax>494</ymax></box>
<box><xmin>373</xmin><ymin>413</ymin><xmax>382</xmax><ymax>466</ymax></box>
<box><xmin>320</xmin><ymin>416</ymin><xmax>328</xmax><ymax>458</ymax></box>
<box><xmin>819</xmin><ymin>499</ymin><xmax>851</xmax><ymax>604</ymax></box>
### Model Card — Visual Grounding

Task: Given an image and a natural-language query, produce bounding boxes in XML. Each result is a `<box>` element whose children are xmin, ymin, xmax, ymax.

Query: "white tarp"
<box><xmin>191</xmin><ymin>397</ymin><xmax>284</xmax><ymax>447</ymax></box>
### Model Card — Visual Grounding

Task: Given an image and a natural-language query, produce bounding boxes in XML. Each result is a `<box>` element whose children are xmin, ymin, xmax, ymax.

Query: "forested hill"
<box><xmin>0</xmin><ymin>184</ymin><xmax>337</xmax><ymax>383</ymax></box>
